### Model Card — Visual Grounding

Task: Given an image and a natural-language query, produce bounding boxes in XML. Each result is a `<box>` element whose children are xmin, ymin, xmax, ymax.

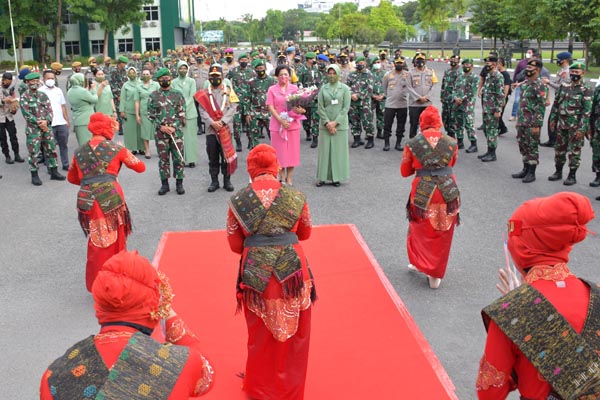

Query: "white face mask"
<box><xmin>525</xmin><ymin>53</ymin><xmax>532</xmax><ymax>59</ymax></box>
<box><xmin>45</xmin><ymin>79</ymin><xmax>55</xmax><ymax>88</ymax></box>
<box><xmin>373</xmin><ymin>64</ymin><xmax>381</xmax><ymax>70</ymax></box>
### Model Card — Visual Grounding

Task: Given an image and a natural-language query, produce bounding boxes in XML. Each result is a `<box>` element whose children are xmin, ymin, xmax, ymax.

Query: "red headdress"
<box><xmin>419</xmin><ymin>105</ymin><xmax>443</xmax><ymax>131</ymax></box>
<box><xmin>88</xmin><ymin>112</ymin><xmax>116</xmax><ymax>140</ymax></box>
<box><xmin>247</xmin><ymin>144</ymin><xmax>280</xmax><ymax>180</ymax></box>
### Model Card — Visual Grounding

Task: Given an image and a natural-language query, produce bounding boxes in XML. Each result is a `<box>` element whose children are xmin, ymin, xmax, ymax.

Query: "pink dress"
<box><xmin>267</xmin><ymin>84</ymin><xmax>301</xmax><ymax>167</ymax></box>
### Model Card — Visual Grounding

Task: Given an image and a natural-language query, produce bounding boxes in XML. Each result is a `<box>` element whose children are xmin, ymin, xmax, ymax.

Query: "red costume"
<box><xmin>227</xmin><ymin>144</ymin><xmax>314</xmax><ymax>400</ymax></box>
<box><xmin>401</xmin><ymin>106</ymin><xmax>460</xmax><ymax>287</ymax></box>
<box><xmin>40</xmin><ymin>251</ymin><xmax>213</xmax><ymax>399</ymax></box>
<box><xmin>477</xmin><ymin>192</ymin><xmax>597</xmax><ymax>399</ymax></box>
<box><xmin>67</xmin><ymin>113</ymin><xmax>145</xmax><ymax>291</ymax></box>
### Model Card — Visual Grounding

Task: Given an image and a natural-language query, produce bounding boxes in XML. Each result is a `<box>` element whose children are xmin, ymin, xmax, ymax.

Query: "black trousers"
<box><xmin>0</xmin><ymin>118</ymin><xmax>19</xmax><ymax>156</ymax></box>
<box><xmin>383</xmin><ymin>107</ymin><xmax>408</xmax><ymax>139</ymax></box>
<box><xmin>206</xmin><ymin>134</ymin><xmax>228</xmax><ymax>178</ymax></box>
<box><xmin>408</xmin><ymin>106</ymin><xmax>426</xmax><ymax>138</ymax></box>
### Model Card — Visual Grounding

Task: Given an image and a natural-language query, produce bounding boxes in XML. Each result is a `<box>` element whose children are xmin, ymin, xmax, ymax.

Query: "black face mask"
<box><xmin>570</xmin><ymin>74</ymin><xmax>581</xmax><ymax>82</ymax></box>
<box><xmin>416</xmin><ymin>61</ymin><xmax>425</xmax><ymax>68</ymax></box>
<box><xmin>209</xmin><ymin>78</ymin><xmax>222</xmax><ymax>87</ymax></box>
<box><xmin>159</xmin><ymin>80</ymin><xmax>170</xmax><ymax>88</ymax></box>
<box><xmin>485</xmin><ymin>65</ymin><xmax>493</xmax><ymax>71</ymax></box>
<box><xmin>356</xmin><ymin>64</ymin><xmax>365</xmax><ymax>71</ymax></box>
<box><xmin>462</xmin><ymin>67</ymin><xmax>471</xmax><ymax>73</ymax></box>
<box><xmin>257</xmin><ymin>70</ymin><xmax>266</xmax><ymax>78</ymax></box>
<box><xmin>450</xmin><ymin>62</ymin><xmax>457</xmax><ymax>67</ymax></box>
<box><xmin>225</xmin><ymin>57</ymin><xmax>233</xmax><ymax>63</ymax></box>
<box><xmin>54</xmin><ymin>71</ymin><xmax>61</xmax><ymax>75</ymax></box>
<box><xmin>340</xmin><ymin>59</ymin><xmax>348</xmax><ymax>65</ymax></box>
<box><xmin>91</xmin><ymin>67</ymin><xmax>97</xmax><ymax>73</ymax></box>
<box><xmin>318</xmin><ymin>62</ymin><xmax>326</xmax><ymax>70</ymax></box>
<box><xmin>294</xmin><ymin>58</ymin><xmax>301</xmax><ymax>63</ymax></box>
<box><xmin>525</xmin><ymin>69</ymin><xmax>536</xmax><ymax>77</ymax></box>
<box><xmin>197</xmin><ymin>59</ymin><xmax>204</xmax><ymax>64</ymax></box>
<box><xmin>240</xmin><ymin>61</ymin><xmax>248</xmax><ymax>68</ymax></box>
<box><xmin>395</xmin><ymin>64</ymin><xmax>403</xmax><ymax>71</ymax></box>
<box><xmin>380</xmin><ymin>55</ymin><xmax>386</xmax><ymax>60</ymax></box>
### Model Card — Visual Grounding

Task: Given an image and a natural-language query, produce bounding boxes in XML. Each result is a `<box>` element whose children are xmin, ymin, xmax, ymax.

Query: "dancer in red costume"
<box><xmin>227</xmin><ymin>144</ymin><xmax>315</xmax><ymax>400</ymax></box>
<box><xmin>67</xmin><ymin>112</ymin><xmax>145</xmax><ymax>291</ymax></box>
<box><xmin>477</xmin><ymin>192</ymin><xmax>598</xmax><ymax>400</ymax></box>
<box><xmin>40</xmin><ymin>250</ymin><xmax>214</xmax><ymax>399</ymax></box>
<box><xmin>401</xmin><ymin>105</ymin><xmax>460</xmax><ymax>289</ymax></box>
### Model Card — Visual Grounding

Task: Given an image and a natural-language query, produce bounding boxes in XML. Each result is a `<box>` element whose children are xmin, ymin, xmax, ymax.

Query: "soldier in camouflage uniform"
<box><xmin>547</xmin><ymin>61</ymin><xmax>593</xmax><ymax>185</ymax></box>
<box><xmin>451</xmin><ymin>59</ymin><xmax>480</xmax><ymax>154</ymax></box>
<box><xmin>440</xmin><ymin>55</ymin><xmax>461</xmax><ymax>142</ymax></box>
<box><xmin>110</xmin><ymin>56</ymin><xmax>129</xmax><ymax>135</ymax></box>
<box><xmin>297</xmin><ymin>51</ymin><xmax>321</xmax><ymax>148</ymax></box>
<box><xmin>227</xmin><ymin>53</ymin><xmax>255</xmax><ymax>151</ymax></box>
<box><xmin>19</xmin><ymin>72</ymin><xmax>65</xmax><ymax>185</ymax></box>
<box><xmin>511</xmin><ymin>59</ymin><xmax>547</xmax><ymax>183</ymax></box>
<box><xmin>589</xmin><ymin>84</ymin><xmax>600</xmax><ymax>194</ymax></box>
<box><xmin>479</xmin><ymin>56</ymin><xmax>505</xmax><ymax>162</ymax></box>
<box><xmin>347</xmin><ymin>56</ymin><xmax>375</xmax><ymax>149</ymax></box>
<box><xmin>243</xmin><ymin>59</ymin><xmax>275</xmax><ymax>149</ymax></box>
<box><xmin>370</xmin><ymin>57</ymin><xmax>386</xmax><ymax>142</ymax></box>
<box><xmin>147</xmin><ymin>68</ymin><xmax>186</xmax><ymax>196</ymax></box>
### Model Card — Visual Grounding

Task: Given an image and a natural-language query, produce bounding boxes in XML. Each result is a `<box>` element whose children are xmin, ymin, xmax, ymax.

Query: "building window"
<box><xmin>91</xmin><ymin>39</ymin><xmax>104</xmax><ymax>54</ymax></box>
<box><xmin>144</xmin><ymin>6</ymin><xmax>159</xmax><ymax>21</ymax></box>
<box><xmin>62</xmin><ymin>10</ymin><xmax>74</xmax><ymax>24</ymax></box>
<box><xmin>64</xmin><ymin>41</ymin><xmax>80</xmax><ymax>55</ymax></box>
<box><xmin>118</xmin><ymin>39</ymin><xmax>134</xmax><ymax>53</ymax></box>
<box><xmin>145</xmin><ymin>37</ymin><xmax>160</xmax><ymax>51</ymax></box>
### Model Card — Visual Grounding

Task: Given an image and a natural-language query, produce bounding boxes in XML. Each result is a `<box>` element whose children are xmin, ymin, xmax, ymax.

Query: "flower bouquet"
<box><xmin>286</xmin><ymin>85</ymin><xmax>319</xmax><ymax>109</ymax></box>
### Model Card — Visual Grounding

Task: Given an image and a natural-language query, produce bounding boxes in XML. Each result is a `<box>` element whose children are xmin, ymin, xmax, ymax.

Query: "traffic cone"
<box><xmin>437</xmin><ymin>54</ymin><xmax>441</xmax><ymax>62</ymax></box>
<box><xmin>44</xmin><ymin>64</ymin><xmax>48</xmax><ymax>70</ymax></box>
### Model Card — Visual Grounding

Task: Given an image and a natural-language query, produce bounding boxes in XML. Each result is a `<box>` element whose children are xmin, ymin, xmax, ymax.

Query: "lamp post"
<box><xmin>8</xmin><ymin>0</ymin><xmax>18</xmax><ymax>72</ymax></box>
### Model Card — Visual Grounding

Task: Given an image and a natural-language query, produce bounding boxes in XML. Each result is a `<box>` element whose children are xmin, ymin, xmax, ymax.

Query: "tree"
<box><xmin>282</xmin><ymin>9</ymin><xmax>307</xmax><ymax>40</ymax></box>
<box><xmin>469</xmin><ymin>0</ymin><xmax>511</xmax><ymax>47</ymax></box>
<box><xmin>0</xmin><ymin>0</ymin><xmax>52</xmax><ymax>63</ymax></box>
<box><xmin>399</xmin><ymin>1</ymin><xmax>420</xmax><ymax>25</ymax></box>
<box><xmin>369</xmin><ymin>0</ymin><xmax>407</xmax><ymax>43</ymax></box>
<box><xmin>264</xmin><ymin>9</ymin><xmax>284</xmax><ymax>42</ymax></box>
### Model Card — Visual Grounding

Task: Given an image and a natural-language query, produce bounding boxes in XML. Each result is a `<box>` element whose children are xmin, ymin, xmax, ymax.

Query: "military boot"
<box><xmin>158</xmin><ymin>179</ymin><xmax>170</xmax><ymax>195</ymax></box>
<box><xmin>365</xmin><ymin>137</ymin><xmax>374</xmax><ymax>149</ymax></box>
<box><xmin>481</xmin><ymin>148</ymin><xmax>496</xmax><ymax>162</ymax></box>
<box><xmin>477</xmin><ymin>149</ymin><xmax>489</xmax><ymax>159</ymax></box>
<box><xmin>5</xmin><ymin>154</ymin><xmax>14</xmax><ymax>164</ymax></box>
<box><xmin>457</xmin><ymin>138</ymin><xmax>464</xmax><ymax>149</ymax></box>
<box><xmin>351</xmin><ymin>136</ymin><xmax>362</xmax><ymax>148</ymax></box>
<box><xmin>383</xmin><ymin>137</ymin><xmax>390</xmax><ymax>151</ymax></box>
<box><xmin>376</xmin><ymin>128</ymin><xmax>384</xmax><ymax>139</ymax></box>
<box><xmin>176</xmin><ymin>179</ymin><xmax>185</xmax><ymax>195</ymax></box>
<box><xmin>235</xmin><ymin>137</ymin><xmax>242</xmax><ymax>152</ymax></box>
<box><xmin>49</xmin><ymin>167</ymin><xmax>66</xmax><ymax>181</ymax></box>
<box><xmin>208</xmin><ymin>176</ymin><xmax>220</xmax><ymax>192</ymax></box>
<box><xmin>311</xmin><ymin>136</ymin><xmax>318</xmax><ymax>148</ymax></box>
<box><xmin>522</xmin><ymin>165</ymin><xmax>536</xmax><ymax>183</ymax></box>
<box><xmin>223</xmin><ymin>176</ymin><xmax>234</xmax><ymax>192</ymax></box>
<box><xmin>394</xmin><ymin>139</ymin><xmax>403</xmax><ymax>151</ymax></box>
<box><xmin>589</xmin><ymin>172</ymin><xmax>600</xmax><ymax>187</ymax></box>
<box><xmin>13</xmin><ymin>153</ymin><xmax>24</xmax><ymax>163</ymax></box>
<box><xmin>548</xmin><ymin>164</ymin><xmax>563</xmax><ymax>181</ymax></box>
<box><xmin>511</xmin><ymin>163</ymin><xmax>528</xmax><ymax>179</ymax></box>
<box><xmin>563</xmin><ymin>169</ymin><xmax>577</xmax><ymax>186</ymax></box>
<box><xmin>465</xmin><ymin>140</ymin><xmax>478</xmax><ymax>153</ymax></box>
<box><xmin>31</xmin><ymin>171</ymin><xmax>42</xmax><ymax>186</ymax></box>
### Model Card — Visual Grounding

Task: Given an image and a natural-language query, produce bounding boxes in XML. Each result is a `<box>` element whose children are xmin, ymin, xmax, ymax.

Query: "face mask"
<box><xmin>450</xmin><ymin>62</ymin><xmax>457</xmax><ymax>67</ymax></box>
<box><xmin>341</xmin><ymin>59</ymin><xmax>348</xmax><ymax>65</ymax></box>
<box><xmin>356</xmin><ymin>64</ymin><xmax>365</xmax><ymax>71</ymax></box>
<box><xmin>416</xmin><ymin>61</ymin><xmax>425</xmax><ymax>68</ymax></box>
<box><xmin>257</xmin><ymin>70</ymin><xmax>266</xmax><ymax>78</ymax></box>
<box><xmin>128</xmin><ymin>74</ymin><xmax>136</xmax><ymax>80</ymax></box>
<box><xmin>570</xmin><ymin>74</ymin><xmax>581</xmax><ymax>82</ymax></box>
<box><xmin>45</xmin><ymin>79</ymin><xmax>55</xmax><ymax>88</ymax></box>
<box><xmin>395</xmin><ymin>64</ymin><xmax>404</xmax><ymax>71</ymax></box>
<box><xmin>294</xmin><ymin>58</ymin><xmax>301</xmax><ymax>63</ymax></box>
<box><xmin>225</xmin><ymin>57</ymin><xmax>233</xmax><ymax>63</ymax></box>
<box><xmin>277</xmin><ymin>75</ymin><xmax>289</xmax><ymax>85</ymax></box>
<box><xmin>380</xmin><ymin>55</ymin><xmax>386</xmax><ymax>60</ymax></box>
<box><xmin>462</xmin><ymin>66</ymin><xmax>471</xmax><ymax>73</ymax></box>
<box><xmin>485</xmin><ymin>65</ymin><xmax>493</xmax><ymax>71</ymax></box>
<box><xmin>278</xmin><ymin>58</ymin><xmax>286</xmax><ymax>65</ymax></box>
<box><xmin>90</xmin><ymin>67</ymin><xmax>97</xmax><ymax>73</ymax></box>
<box><xmin>209</xmin><ymin>78</ymin><xmax>222</xmax><ymax>87</ymax></box>
<box><xmin>373</xmin><ymin>64</ymin><xmax>381</xmax><ymax>70</ymax></box>
<box><xmin>28</xmin><ymin>83</ymin><xmax>39</xmax><ymax>90</ymax></box>
<box><xmin>178</xmin><ymin>71</ymin><xmax>187</xmax><ymax>78</ymax></box>
<box><xmin>318</xmin><ymin>62</ymin><xmax>326</xmax><ymax>70</ymax></box>
<box><xmin>95</xmin><ymin>76</ymin><xmax>105</xmax><ymax>82</ymax></box>
<box><xmin>327</xmin><ymin>75</ymin><xmax>339</xmax><ymax>84</ymax></box>
<box><xmin>141</xmin><ymin>76</ymin><xmax>151</xmax><ymax>82</ymax></box>
<box><xmin>159</xmin><ymin>80</ymin><xmax>170</xmax><ymax>88</ymax></box>
<box><xmin>525</xmin><ymin>53</ymin><xmax>532</xmax><ymax>59</ymax></box>
<box><xmin>525</xmin><ymin>69</ymin><xmax>535</xmax><ymax>77</ymax></box>
<box><xmin>240</xmin><ymin>61</ymin><xmax>248</xmax><ymax>68</ymax></box>
<box><xmin>54</xmin><ymin>71</ymin><xmax>61</xmax><ymax>76</ymax></box>
<box><xmin>197</xmin><ymin>59</ymin><xmax>204</xmax><ymax>64</ymax></box>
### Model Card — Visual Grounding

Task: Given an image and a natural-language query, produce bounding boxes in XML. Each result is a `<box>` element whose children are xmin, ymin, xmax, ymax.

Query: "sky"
<box><xmin>195</xmin><ymin>0</ymin><xmax>304</xmax><ymax>22</ymax></box>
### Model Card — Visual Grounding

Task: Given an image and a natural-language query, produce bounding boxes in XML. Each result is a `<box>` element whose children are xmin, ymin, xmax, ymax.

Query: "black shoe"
<box><xmin>481</xmin><ymin>148</ymin><xmax>496</xmax><ymax>162</ymax></box>
<box><xmin>223</xmin><ymin>177</ymin><xmax>234</xmax><ymax>192</ymax></box>
<box><xmin>589</xmin><ymin>172</ymin><xmax>600</xmax><ymax>187</ymax></box>
<box><xmin>31</xmin><ymin>171</ymin><xmax>42</xmax><ymax>186</ymax></box>
<box><xmin>176</xmin><ymin>179</ymin><xmax>185</xmax><ymax>195</ymax></box>
<box><xmin>62</xmin><ymin>165</ymin><xmax>69</xmax><ymax>171</ymax></box>
<box><xmin>351</xmin><ymin>136</ymin><xmax>362</xmax><ymax>148</ymax></box>
<box><xmin>305</xmin><ymin>134</ymin><xmax>312</xmax><ymax>141</ymax></box>
<box><xmin>540</xmin><ymin>140</ymin><xmax>555</xmax><ymax>148</ymax></box>
<box><xmin>383</xmin><ymin>139</ymin><xmax>390</xmax><ymax>151</ymax></box>
<box><xmin>236</xmin><ymin>138</ymin><xmax>242</xmax><ymax>152</ymax></box>
<box><xmin>310</xmin><ymin>136</ymin><xmax>318</xmax><ymax>148</ymax></box>
<box><xmin>511</xmin><ymin>163</ymin><xmax>528</xmax><ymax>179</ymax></box>
<box><xmin>394</xmin><ymin>141</ymin><xmax>403</xmax><ymax>151</ymax></box>
<box><xmin>132</xmin><ymin>150</ymin><xmax>138</xmax><ymax>155</ymax></box>
<box><xmin>477</xmin><ymin>151</ymin><xmax>489</xmax><ymax>160</ymax></box>
<box><xmin>465</xmin><ymin>141</ymin><xmax>478</xmax><ymax>153</ymax></box>
<box><xmin>332</xmin><ymin>182</ymin><xmax>341</xmax><ymax>187</ymax></box>
<box><xmin>499</xmin><ymin>129</ymin><xmax>507</xmax><ymax>135</ymax></box>
<box><xmin>365</xmin><ymin>137</ymin><xmax>374</xmax><ymax>149</ymax></box>
<box><xmin>49</xmin><ymin>167</ymin><xmax>66</xmax><ymax>181</ymax></box>
<box><xmin>522</xmin><ymin>165</ymin><xmax>536</xmax><ymax>183</ymax></box>
<box><xmin>208</xmin><ymin>179</ymin><xmax>220</xmax><ymax>192</ymax></box>
<box><xmin>376</xmin><ymin>129</ymin><xmax>384</xmax><ymax>139</ymax></box>
<box><xmin>13</xmin><ymin>154</ymin><xmax>24</xmax><ymax>163</ymax></box>
<box><xmin>476</xmin><ymin>124</ymin><xmax>484</xmax><ymax>130</ymax></box>
<box><xmin>5</xmin><ymin>155</ymin><xmax>14</xmax><ymax>164</ymax></box>
<box><xmin>563</xmin><ymin>169</ymin><xmax>577</xmax><ymax>186</ymax></box>
<box><xmin>158</xmin><ymin>179</ymin><xmax>170</xmax><ymax>195</ymax></box>
<box><xmin>457</xmin><ymin>139</ymin><xmax>464</xmax><ymax>149</ymax></box>
<box><xmin>187</xmin><ymin>162</ymin><xmax>196</xmax><ymax>168</ymax></box>
<box><xmin>548</xmin><ymin>165</ymin><xmax>563</xmax><ymax>181</ymax></box>
<box><xmin>316</xmin><ymin>181</ymin><xmax>325</xmax><ymax>187</ymax></box>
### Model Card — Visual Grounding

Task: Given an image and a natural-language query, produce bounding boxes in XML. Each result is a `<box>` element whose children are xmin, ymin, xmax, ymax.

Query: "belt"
<box><xmin>244</xmin><ymin>232</ymin><xmax>298</xmax><ymax>247</ymax></box>
<box><xmin>81</xmin><ymin>174</ymin><xmax>117</xmax><ymax>185</ymax></box>
<box><xmin>416</xmin><ymin>166</ymin><xmax>453</xmax><ymax>177</ymax></box>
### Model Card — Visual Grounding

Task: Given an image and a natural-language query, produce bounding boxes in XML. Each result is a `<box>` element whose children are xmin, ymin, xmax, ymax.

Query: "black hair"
<box><xmin>274</xmin><ymin>65</ymin><xmax>291</xmax><ymax>77</ymax></box>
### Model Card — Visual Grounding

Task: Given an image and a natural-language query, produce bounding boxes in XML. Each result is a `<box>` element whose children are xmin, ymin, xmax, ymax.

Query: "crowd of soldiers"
<box><xmin>1</xmin><ymin>43</ymin><xmax>600</xmax><ymax>201</ymax></box>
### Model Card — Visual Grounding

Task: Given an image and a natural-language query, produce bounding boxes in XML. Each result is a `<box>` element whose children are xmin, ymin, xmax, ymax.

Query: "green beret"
<box><xmin>117</xmin><ymin>56</ymin><xmax>129</xmax><ymax>64</ymax></box>
<box><xmin>24</xmin><ymin>72</ymin><xmax>40</xmax><ymax>81</ymax></box>
<box><xmin>252</xmin><ymin>59</ymin><xmax>265</xmax><ymax>68</ymax></box>
<box><xmin>370</xmin><ymin>57</ymin><xmax>379</xmax><ymax>67</ymax></box>
<box><xmin>462</xmin><ymin>58</ymin><xmax>474</xmax><ymax>65</ymax></box>
<box><xmin>570</xmin><ymin>61</ymin><xmax>586</xmax><ymax>70</ymax></box>
<box><xmin>238</xmin><ymin>53</ymin><xmax>248</xmax><ymax>61</ymax></box>
<box><xmin>155</xmin><ymin>68</ymin><xmax>171</xmax><ymax>79</ymax></box>
<box><xmin>355</xmin><ymin>55</ymin><xmax>366</xmax><ymax>63</ymax></box>
<box><xmin>162</xmin><ymin>57</ymin><xmax>171</xmax><ymax>63</ymax></box>
<box><xmin>250</xmin><ymin>51</ymin><xmax>259</xmax><ymax>58</ymax></box>
<box><xmin>305</xmin><ymin>52</ymin><xmax>316</xmax><ymax>59</ymax></box>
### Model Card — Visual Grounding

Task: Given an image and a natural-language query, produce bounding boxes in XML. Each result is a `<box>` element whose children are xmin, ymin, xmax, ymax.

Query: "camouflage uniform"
<box><xmin>548</xmin><ymin>81</ymin><xmax>593</xmax><ymax>170</ymax></box>
<box><xmin>451</xmin><ymin>72</ymin><xmax>479</xmax><ymax>145</ymax></box>
<box><xmin>243</xmin><ymin>74</ymin><xmax>276</xmax><ymax>148</ymax></box>
<box><xmin>347</xmin><ymin>69</ymin><xmax>375</xmax><ymax>142</ymax></box>
<box><xmin>371</xmin><ymin>67</ymin><xmax>386</xmax><ymax>137</ymax></box>
<box><xmin>516</xmin><ymin>77</ymin><xmax>547</xmax><ymax>165</ymax></box>
<box><xmin>147</xmin><ymin>87</ymin><xmax>186</xmax><ymax>180</ymax></box>
<box><xmin>590</xmin><ymin>86</ymin><xmax>600</xmax><ymax>183</ymax></box>
<box><xmin>109</xmin><ymin>66</ymin><xmax>128</xmax><ymax>134</ymax></box>
<box><xmin>19</xmin><ymin>88</ymin><xmax>57</xmax><ymax>172</ymax></box>
<box><xmin>297</xmin><ymin>62</ymin><xmax>322</xmax><ymax>141</ymax></box>
<box><xmin>481</xmin><ymin>69</ymin><xmax>505</xmax><ymax>150</ymax></box>
<box><xmin>227</xmin><ymin>65</ymin><xmax>256</xmax><ymax>146</ymax></box>
<box><xmin>440</xmin><ymin>65</ymin><xmax>460</xmax><ymax>137</ymax></box>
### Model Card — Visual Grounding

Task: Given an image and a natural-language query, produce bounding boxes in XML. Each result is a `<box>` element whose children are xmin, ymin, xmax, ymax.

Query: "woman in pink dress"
<box><xmin>267</xmin><ymin>65</ymin><xmax>305</xmax><ymax>185</ymax></box>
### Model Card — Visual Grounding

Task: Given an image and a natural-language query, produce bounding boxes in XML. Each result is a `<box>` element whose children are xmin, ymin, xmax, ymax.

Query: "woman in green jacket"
<box><xmin>137</xmin><ymin>68</ymin><xmax>160</xmax><ymax>158</ymax></box>
<box><xmin>67</xmin><ymin>73</ymin><xmax>98</xmax><ymax>145</ymax></box>
<box><xmin>119</xmin><ymin>67</ymin><xmax>142</xmax><ymax>154</ymax></box>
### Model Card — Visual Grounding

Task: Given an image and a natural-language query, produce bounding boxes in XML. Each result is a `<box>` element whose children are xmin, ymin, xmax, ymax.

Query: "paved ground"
<box><xmin>1</xmin><ymin>63</ymin><xmax>599</xmax><ymax>399</ymax></box>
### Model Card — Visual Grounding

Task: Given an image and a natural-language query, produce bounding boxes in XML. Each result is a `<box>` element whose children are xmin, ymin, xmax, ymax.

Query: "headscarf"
<box><xmin>176</xmin><ymin>60</ymin><xmax>189</xmax><ymax>70</ymax></box>
<box><xmin>247</xmin><ymin>144</ymin><xmax>279</xmax><ymax>180</ymax></box>
<box><xmin>88</xmin><ymin>112</ymin><xmax>115</xmax><ymax>140</ymax></box>
<box><xmin>70</xmin><ymin>73</ymin><xmax>85</xmax><ymax>87</ymax></box>
<box><xmin>419</xmin><ymin>105</ymin><xmax>442</xmax><ymax>130</ymax></box>
<box><xmin>327</xmin><ymin>64</ymin><xmax>341</xmax><ymax>77</ymax></box>
<box><xmin>93</xmin><ymin>250</ymin><xmax>173</xmax><ymax>330</ymax></box>
<box><xmin>507</xmin><ymin>192</ymin><xmax>595</xmax><ymax>270</ymax></box>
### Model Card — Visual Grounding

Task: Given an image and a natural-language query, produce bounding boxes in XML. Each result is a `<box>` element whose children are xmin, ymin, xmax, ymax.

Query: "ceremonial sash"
<box><xmin>195</xmin><ymin>89</ymin><xmax>238</xmax><ymax>175</ymax></box>
<box><xmin>482</xmin><ymin>281</ymin><xmax>600</xmax><ymax>399</ymax></box>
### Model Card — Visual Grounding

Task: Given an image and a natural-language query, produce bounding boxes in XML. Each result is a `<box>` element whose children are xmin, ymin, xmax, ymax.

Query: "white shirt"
<box><xmin>39</xmin><ymin>85</ymin><xmax>67</xmax><ymax>126</ymax></box>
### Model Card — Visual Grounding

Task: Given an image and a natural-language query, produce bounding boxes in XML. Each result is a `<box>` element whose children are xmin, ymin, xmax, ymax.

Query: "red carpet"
<box><xmin>152</xmin><ymin>224</ymin><xmax>457</xmax><ymax>399</ymax></box>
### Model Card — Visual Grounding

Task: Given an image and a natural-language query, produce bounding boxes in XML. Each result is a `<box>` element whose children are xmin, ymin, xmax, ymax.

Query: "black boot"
<box><xmin>208</xmin><ymin>176</ymin><xmax>220</xmax><ymax>192</ymax></box>
<box><xmin>589</xmin><ymin>172</ymin><xmax>600</xmax><ymax>187</ymax></box>
<box><xmin>223</xmin><ymin>176</ymin><xmax>234</xmax><ymax>192</ymax></box>
<box><xmin>351</xmin><ymin>136</ymin><xmax>362</xmax><ymax>148</ymax></box>
<box><xmin>31</xmin><ymin>171</ymin><xmax>42</xmax><ymax>186</ymax></box>
<box><xmin>158</xmin><ymin>179</ymin><xmax>170</xmax><ymax>195</ymax></box>
<box><xmin>383</xmin><ymin>138</ymin><xmax>390</xmax><ymax>151</ymax></box>
<box><xmin>365</xmin><ymin>137</ymin><xmax>374</xmax><ymax>149</ymax></box>
<box><xmin>522</xmin><ymin>164</ymin><xmax>536</xmax><ymax>183</ymax></box>
<box><xmin>376</xmin><ymin>128</ymin><xmax>384</xmax><ymax>139</ymax></box>
<box><xmin>457</xmin><ymin>139</ymin><xmax>464</xmax><ymax>149</ymax></box>
<box><xmin>310</xmin><ymin>136</ymin><xmax>318</xmax><ymax>148</ymax></box>
<box><xmin>235</xmin><ymin>137</ymin><xmax>242</xmax><ymax>152</ymax></box>
<box><xmin>49</xmin><ymin>167</ymin><xmax>66</xmax><ymax>181</ymax></box>
<box><xmin>540</xmin><ymin>140</ymin><xmax>555</xmax><ymax>148</ymax></box>
<box><xmin>176</xmin><ymin>179</ymin><xmax>185</xmax><ymax>195</ymax></box>
<box><xmin>511</xmin><ymin>163</ymin><xmax>528</xmax><ymax>179</ymax></box>
<box><xmin>563</xmin><ymin>169</ymin><xmax>577</xmax><ymax>186</ymax></box>
<box><xmin>481</xmin><ymin>148</ymin><xmax>496</xmax><ymax>162</ymax></box>
<box><xmin>13</xmin><ymin>153</ymin><xmax>24</xmax><ymax>163</ymax></box>
<box><xmin>5</xmin><ymin>154</ymin><xmax>14</xmax><ymax>164</ymax></box>
<box><xmin>548</xmin><ymin>164</ymin><xmax>563</xmax><ymax>181</ymax></box>
<box><xmin>477</xmin><ymin>148</ymin><xmax>489</xmax><ymax>159</ymax></box>
<box><xmin>465</xmin><ymin>141</ymin><xmax>478</xmax><ymax>153</ymax></box>
<box><xmin>394</xmin><ymin>139</ymin><xmax>403</xmax><ymax>151</ymax></box>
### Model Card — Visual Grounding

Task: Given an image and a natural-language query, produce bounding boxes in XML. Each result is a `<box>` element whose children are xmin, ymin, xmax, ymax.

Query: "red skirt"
<box><xmin>407</xmin><ymin>217</ymin><xmax>456</xmax><ymax>279</ymax></box>
<box><xmin>85</xmin><ymin>224</ymin><xmax>127</xmax><ymax>292</ymax></box>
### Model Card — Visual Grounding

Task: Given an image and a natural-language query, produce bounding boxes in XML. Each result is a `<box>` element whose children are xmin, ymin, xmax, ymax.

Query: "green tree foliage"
<box><xmin>469</xmin><ymin>0</ymin><xmax>511</xmax><ymax>43</ymax></box>
<box><xmin>369</xmin><ymin>0</ymin><xmax>407</xmax><ymax>40</ymax></box>
<box><xmin>264</xmin><ymin>9</ymin><xmax>284</xmax><ymax>41</ymax></box>
<box><xmin>399</xmin><ymin>1</ymin><xmax>420</xmax><ymax>25</ymax></box>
